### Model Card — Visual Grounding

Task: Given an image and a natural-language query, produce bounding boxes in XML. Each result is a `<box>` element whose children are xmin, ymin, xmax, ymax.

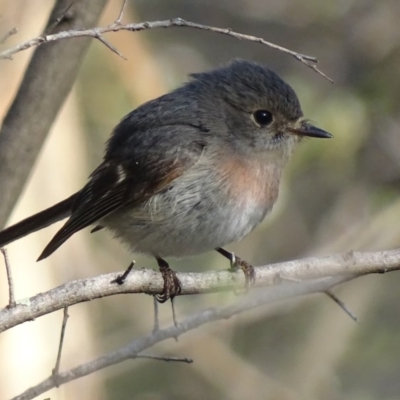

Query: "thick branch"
<box><xmin>0</xmin><ymin>0</ymin><xmax>107</xmax><ymax>228</ymax></box>
<box><xmin>2</xmin><ymin>249</ymin><xmax>400</xmax><ymax>333</ymax></box>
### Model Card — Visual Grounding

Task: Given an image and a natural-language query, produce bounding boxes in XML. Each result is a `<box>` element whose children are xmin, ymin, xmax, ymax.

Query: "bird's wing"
<box><xmin>38</xmin><ymin>134</ymin><xmax>205</xmax><ymax>260</ymax></box>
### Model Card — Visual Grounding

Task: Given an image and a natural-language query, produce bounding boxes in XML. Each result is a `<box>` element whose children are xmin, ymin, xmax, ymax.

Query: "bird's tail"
<box><xmin>0</xmin><ymin>193</ymin><xmax>78</xmax><ymax>248</ymax></box>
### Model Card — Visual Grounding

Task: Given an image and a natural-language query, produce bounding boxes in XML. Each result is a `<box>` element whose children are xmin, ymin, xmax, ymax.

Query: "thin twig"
<box><xmin>52</xmin><ymin>307</ymin><xmax>70</xmax><ymax>385</ymax></box>
<box><xmin>171</xmin><ymin>297</ymin><xmax>179</xmax><ymax>342</ymax></box>
<box><xmin>171</xmin><ymin>297</ymin><xmax>178</xmax><ymax>329</ymax></box>
<box><xmin>152</xmin><ymin>296</ymin><xmax>160</xmax><ymax>332</ymax></box>
<box><xmin>305</xmin><ymin>61</ymin><xmax>334</xmax><ymax>83</ymax></box>
<box><xmin>136</xmin><ymin>354</ymin><xmax>193</xmax><ymax>363</ymax></box>
<box><xmin>0</xmin><ymin>27</ymin><xmax>17</xmax><ymax>44</ymax></box>
<box><xmin>112</xmin><ymin>260</ymin><xmax>135</xmax><ymax>284</ymax></box>
<box><xmin>325</xmin><ymin>290</ymin><xmax>358</xmax><ymax>323</ymax></box>
<box><xmin>44</xmin><ymin>3</ymin><xmax>74</xmax><ymax>35</ymax></box>
<box><xmin>1</xmin><ymin>247</ymin><xmax>16</xmax><ymax>307</ymax></box>
<box><xmin>0</xmin><ymin>17</ymin><xmax>331</xmax><ymax>81</ymax></box>
<box><xmin>95</xmin><ymin>33</ymin><xmax>126</xmax><ymax>59</ymax></box>
<box><xmin>116</xmin><ymin>0</ymin><xmax>127</xmax><ymax>24</ymax></box>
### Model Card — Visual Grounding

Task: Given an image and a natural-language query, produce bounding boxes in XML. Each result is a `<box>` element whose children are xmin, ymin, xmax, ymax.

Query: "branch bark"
<box><xmin>0</xmin><ymin>0</ymin><xmax>107</xmax><ymax>228</ymax></box>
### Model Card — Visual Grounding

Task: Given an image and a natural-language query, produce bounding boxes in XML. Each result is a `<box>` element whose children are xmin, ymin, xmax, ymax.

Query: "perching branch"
<box><xmin>2</xmin><ymin>247</ymin><xmax>399</xmax><ymax>399</ymax></box>
<box><xmin>2</xmin><ymin>248</ymin><xmax>400</xmax><ymax>334</ymax></box>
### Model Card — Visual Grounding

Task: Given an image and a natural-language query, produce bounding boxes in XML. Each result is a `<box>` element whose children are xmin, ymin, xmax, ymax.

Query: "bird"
<box><xmin>0</xmin><ymin>59</ymin><xmax>332</xmax><ymax>301</ymax></box>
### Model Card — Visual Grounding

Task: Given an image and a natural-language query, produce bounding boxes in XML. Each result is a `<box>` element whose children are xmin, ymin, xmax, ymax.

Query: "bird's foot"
<box><xmin>216</xmin><ymin>247</ymin><xmax>256</xmax><ymax>292</ymax></box>
<box><xmin>155</xmin><ymin>257</ymin><xmax>182</xmax><ymax>303</ymax></box>
<box><xmin>230</xmin><ymin>254</ymin><xmax>256</xmax><ymax>290</ymax></box>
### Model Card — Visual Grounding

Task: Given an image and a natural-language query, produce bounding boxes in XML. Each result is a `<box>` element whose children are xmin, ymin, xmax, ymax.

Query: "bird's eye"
<box><xmin>252</xmin><ymin>110</ymin><xmax>273</xmax><ymax>127</ymax></box>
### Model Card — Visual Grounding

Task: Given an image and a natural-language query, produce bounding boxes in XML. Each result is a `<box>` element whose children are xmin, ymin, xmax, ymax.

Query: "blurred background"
<box><xmin>1</xmin><ymin>0</ymin><xmax>400</xmax><ymax>399</ymax></box>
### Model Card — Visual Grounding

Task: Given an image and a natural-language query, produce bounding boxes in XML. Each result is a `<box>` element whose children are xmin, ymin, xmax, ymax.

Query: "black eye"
<box><xmin>252</xmin><ymin>110</ymin><xmax>273</xmax><ymax>126</ymax></box>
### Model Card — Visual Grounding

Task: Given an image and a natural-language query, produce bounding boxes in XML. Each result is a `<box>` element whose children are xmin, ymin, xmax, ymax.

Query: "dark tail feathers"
<box><xmin>0</xmin><ymin>193</ymin><xmax>77</xmax><ymax>250</ymax></box>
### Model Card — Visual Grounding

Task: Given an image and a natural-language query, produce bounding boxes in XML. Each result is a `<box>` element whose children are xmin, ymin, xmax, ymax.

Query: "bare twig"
<box><xmin>10</xmin><ymin>275</ymin><xmax>350</xmax><ymax>400</ymax></box>
<box><xmin>52</xmin><ymin>307</ymin><xmax>70</xmax><ymax>385</ymax></box>
<box><xmin>171</xmin><ymin>297</ymin><xmax>179</xmax><ymax>328</ymax></box>
<box><xmin>44</xmin><ymin>3</ymin><xmax>74</xmax><ymax>35</ymax></box>
<box><xmin>116</xmin><ymin>0</ymin><xmax>128</xmax><ymax>24</ymax></box>
<box><xmin>0</xmin><ymin>27</ymin><xmax>17</xmax><ymax>44</ymax></box>
<box><xmin>1</xmin><ymin>247</ymin><xmax>16</xmax><ymax>307</ymax></box>
<box><xmin>0</xmin><ymin>17</ymin><xmax>331</xmax><ymax>80</ymax></box>
<box><xmin>307</xmin><ymin>63</ymin><xmax>333</xmax><ymax>83</ymax></box>
<box><xmin>112</xmin><ymin>260</ymin><xmax>135</xmax><ymax>284</ymax></box>
<box><xmin>325</xmin><ymin>290</ymin><xmax>358</xmax><ymax>323</ymax></box>
<box><xmin>95</xmin><ymin>33</ymin><xmax>126</xmax><ymax>59</ymax></box>
<box><xmin>171</xmin><ymin>298</ymin><xmax>179</xmax><ymax>342</ymax></box>
<box><xmin>152</xmin><ymin>297</ymin><xmax>160</xmax><ymax>332</ymax></box>
<box><xmin>136</xmin><ymin>354</ymin><xmax>193</xmax><ymax>363</ymax></box>
<box><xmin>2</xmin><ymin>249</ymin><xmax>400</xmax><ymax>334</ymax></box>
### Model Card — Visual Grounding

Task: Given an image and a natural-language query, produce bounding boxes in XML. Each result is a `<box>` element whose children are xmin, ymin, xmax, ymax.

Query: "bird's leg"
<box><xmin>216</xmin><ymin>247</ymin><xmax>255</xmax><ymax>289</ymax></box>
<box><xmin>112</xmin><ymin>260</ymin><xmax>135</xmax><ymax>285</ymax></box>
<box><xmin>155</xmin><ymin>257</ymin><xmax>182</xmax><ymax>304</ymax></box>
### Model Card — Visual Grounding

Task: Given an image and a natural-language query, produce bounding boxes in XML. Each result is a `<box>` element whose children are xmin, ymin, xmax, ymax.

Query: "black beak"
<box><xmin>288</xmin><ymin>123</ymin><xmax>332</xmax><ymax>139</ymax></box>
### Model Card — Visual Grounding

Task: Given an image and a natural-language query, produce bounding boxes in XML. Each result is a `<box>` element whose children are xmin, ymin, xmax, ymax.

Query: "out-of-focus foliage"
<box><xmin>2</xmin><ymin>0</ymin><xmax>400</xmax><ymax>399</ymax></box>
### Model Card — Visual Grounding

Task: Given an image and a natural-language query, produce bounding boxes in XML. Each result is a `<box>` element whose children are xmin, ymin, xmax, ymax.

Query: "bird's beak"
<box><xmin>288</xmin><ymin>121</ymin><xmax>333</xmax><ymax>139</ymax></box>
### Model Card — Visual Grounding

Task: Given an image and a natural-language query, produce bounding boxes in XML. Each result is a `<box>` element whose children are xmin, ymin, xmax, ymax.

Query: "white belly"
<box><xmin>103</xmin><ymin>160</ymin><xmax>279</xmax><ymax>258</ymax></box>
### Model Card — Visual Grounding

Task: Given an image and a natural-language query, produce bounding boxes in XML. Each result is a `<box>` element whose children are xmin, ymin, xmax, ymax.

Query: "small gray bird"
<box><xmin>0</xmin><ymin>60</ymin><xmax>332</xmax><ymax>301</ymax></box>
